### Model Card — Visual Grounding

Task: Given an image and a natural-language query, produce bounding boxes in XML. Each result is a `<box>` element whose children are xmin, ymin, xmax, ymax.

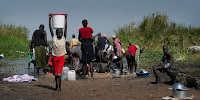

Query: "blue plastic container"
<box><xmin>136</xmin><ymin>72</ymin><xmax>150</xmax><ymax>78</ymax></box>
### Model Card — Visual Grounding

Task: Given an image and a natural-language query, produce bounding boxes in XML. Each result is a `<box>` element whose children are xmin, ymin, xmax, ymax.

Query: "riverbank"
<box><xmin>0</xmin><ymin>74</ymin><xmax>200</xmax><ymax>100</ymax></box>
<box><xmin>0</xmin><ymin>54</ymin><xmax>200</xmax><ymax>99</ymax></box>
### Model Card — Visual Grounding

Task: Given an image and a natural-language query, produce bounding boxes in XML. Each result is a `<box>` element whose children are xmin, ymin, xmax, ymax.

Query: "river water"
<box><xmin>0</xmin><ymin>58</ymin><xmax>35</xmax><ymax>76</ymax></box>
<box><xmin>0</xmin><ymin>57</ymin><xmax>130</xmax><ymax>77</ymax></box>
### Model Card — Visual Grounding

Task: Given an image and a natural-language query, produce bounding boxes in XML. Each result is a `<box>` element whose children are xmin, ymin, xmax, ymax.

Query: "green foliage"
<box><xmin>0</xmin><ymin>36</ymin><xmax>30</xmax><ymax>58</ymax></box>
<box><xmin>0</xmin><ymin>23</ymin><xmax>29</xmax><ymax>38</ymax></box>
<box><xmin>114</xmin><ymin>12</ymin><xmax>200</xmax><ymax>51</ymax></box>
<box><xmin>0</xmin><ymin>23</ymin><xmax>30</xmax><ymax>58</ymax></box>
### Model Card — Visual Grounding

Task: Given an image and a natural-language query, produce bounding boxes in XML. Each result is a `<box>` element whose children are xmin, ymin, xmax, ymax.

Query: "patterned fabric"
<box><xmin>35</xmin><ymin>46</ymin><xmax>46</xmax><ymax>69</ymax></box>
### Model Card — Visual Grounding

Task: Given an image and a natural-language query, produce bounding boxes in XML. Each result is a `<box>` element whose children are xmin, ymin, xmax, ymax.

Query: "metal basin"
<box><xmin>172</xmin><ymin>89</ymin><xmax>187</xmax><ymax>99</ymax></box>
<box><xmin>171</xmin><ymin>83</ymin><xmax>188</xmax><ymax>99</ymax></box>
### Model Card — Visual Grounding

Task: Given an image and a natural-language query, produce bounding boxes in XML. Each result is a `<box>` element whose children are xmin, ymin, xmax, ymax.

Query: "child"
<box><xmin>49</xmin><ymin>13</ymin><xmax>67</xmax><ymax>91</ymax></box>
<box><xmin>28</xmin><ymin>46</ymin><xmax>36</xmax><ymax>70</ymax></box>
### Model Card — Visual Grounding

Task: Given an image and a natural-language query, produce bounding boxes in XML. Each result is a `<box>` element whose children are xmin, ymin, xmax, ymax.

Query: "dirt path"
<box><xmin>0</xmin><ymin>73</ymin><xmax>199</xmax><ymax>100</ymax></box>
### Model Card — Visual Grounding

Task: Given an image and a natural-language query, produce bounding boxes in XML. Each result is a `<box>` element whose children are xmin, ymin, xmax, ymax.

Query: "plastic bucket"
<box><xmin>51</xmin><ymin>13</ymin><xmax>66</xmax><ymax>29</ymax></box>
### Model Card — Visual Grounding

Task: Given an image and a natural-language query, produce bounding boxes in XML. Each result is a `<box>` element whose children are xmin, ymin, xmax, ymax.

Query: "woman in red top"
<box><xmin>126</xmin><ymin>43</ymin><xmax>137</xmax><ymax>73</ymax></box>
<box><xmin>78</xmin><ymin>19</ymin><xmax>94</xmax><ymax>79</ymax></box>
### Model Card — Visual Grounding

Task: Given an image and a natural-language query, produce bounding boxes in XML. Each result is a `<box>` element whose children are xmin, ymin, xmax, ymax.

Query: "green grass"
<box><xmin>0</xmin><ymin>36</ymin><xmax>30</xmax><ymax>58</ymax></box>
<box><xmin>0</xmin><ymin>22</ymin><xmax>30</xmax><ymax>58</ymax></box>
<box><xmin>113</xmin><ymin>12</ymin><xmax>200</xmax><ymax>76</ymax></box>
<box><xmin>138</xmin><ymin>49</ymin><xmax>200</xmax><ymax>78</ymax></box>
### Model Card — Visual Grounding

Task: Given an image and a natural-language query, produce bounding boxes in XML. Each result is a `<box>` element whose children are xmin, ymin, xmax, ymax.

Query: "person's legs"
<box><xmin>54</xmin><ymin>75</ymin><xmax>61</xmax><ymax>91</ymax></box>
<box><xmin>90</xmin><ymin>62</ymin><xmax>94</xmax><ymax>78</ymax></box>
<box><xmin>152</xmin><ymin>65</ymin><xmax>164</xmax><ymax>83</ymax></box>
<box><xmin>132</xmin><ymin>56</ymin><xmax>137</xmax><ymax>72</ymax></box>
<box><xmin>55</xmin><ymin>75</ymin><xmax>58</xmax><ymax>90</ymax></box>
<box><xmin>126</xmin><ymin>56</ymin><xmax>131</xmax><ymax>72</ymax></box>
<box><xmin>40</xmin><ymin>46</ymin><xmax>46</xmax><ymax>74</ymax></box>
<box><xmin>58</xmin><ymin>75</ymin><xmax>61</xmax><ymax>91</ymax></box>
<box><xmin>35</xmin><ymin>46</ymin><xmax>40</xmax><ymax>75</ymax></box>
<box><xmin>53</xmin><ymin>56</ymin><xmax>59</xmax><ymax>90</ymax></box>
<box><xmin>57</xmin><ymin>56</ymin><xmax>65</xmax><ymax>91</ymax></box>
<box><xmin>82</xmin><ymin>61</ymin><xmax>87</xmax><ymax>79</ymax></box>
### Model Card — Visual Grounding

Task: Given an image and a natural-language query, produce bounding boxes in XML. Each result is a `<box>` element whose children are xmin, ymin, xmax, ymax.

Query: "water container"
<box><xmin>62</xmin><ymin>67</ymin><xmax>69</xmax><ymax>79</ymax></box>
<box><xmin>51</xmin><ymin>13</ymin><xmax>66</xmax><ymax>29</ymax></box>
<box><xmin>116</xmin><ymin>69</ymin><xmax>121</xmax><ymax>77</ymax></box>
<box><xmin>68</xmin><ymin>70</ymin><xmax>76</xmax><ymax>80</ymax></box>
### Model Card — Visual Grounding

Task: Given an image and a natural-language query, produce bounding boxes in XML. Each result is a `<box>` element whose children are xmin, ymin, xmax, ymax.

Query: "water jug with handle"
<box><xmin>68</xmin><ymin>70</ymin><xmax>76</xmax><ymax>80</ymax></box>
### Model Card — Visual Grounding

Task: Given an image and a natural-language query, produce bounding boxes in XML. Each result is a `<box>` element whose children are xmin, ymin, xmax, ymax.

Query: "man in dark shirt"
<box><xmin>31</xmin><ymin>24</ymin><xmax>47</xmax><ymax>76</ymax></box>
<box><xmin>97</xmin><ymin>33</ymin><xmax>106</xmax><ymax>62</ymax></box>
<box><xmin>152</xmin><ymin>45</ymin><xmax>174</xmax><ymax>84</ymax></box>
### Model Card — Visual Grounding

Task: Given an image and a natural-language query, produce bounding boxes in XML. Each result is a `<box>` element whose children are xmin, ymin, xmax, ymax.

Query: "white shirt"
<box><xmin>52</xmin><ymin>36</ymin><xmax>66</xmax><ymax>57</ymax></box>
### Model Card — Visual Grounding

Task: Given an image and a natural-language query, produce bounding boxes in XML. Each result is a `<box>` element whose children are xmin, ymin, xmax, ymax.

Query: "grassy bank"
<box><xmin>115</xmin><ymin>12</ymin><xmax>200</xmax><ymax>51</ymax></box>
<box><xmin>113</xmin><ymin>12</ymin><xmax>200</xmax><ymax>80</ymax></box>
<box><xmin>0</xmin><ymin>23</ymin><xmax>30</xmax><ymax>58</ymax></box>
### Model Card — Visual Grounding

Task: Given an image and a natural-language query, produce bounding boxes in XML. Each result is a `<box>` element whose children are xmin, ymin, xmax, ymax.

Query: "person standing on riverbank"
<box><xmin>49</xmin><ymin>13</ymin><xmax>67</xmax><ymax>91</ymax></box>
<box><xmin>31</xmin><ymin>24</ymin><xmax>47</xmax><ymax>76</ymax></box>
<box><xmin>78</xmin><ymin>19</ymin><xmax>94</xmax><ymax>79</ymax></box>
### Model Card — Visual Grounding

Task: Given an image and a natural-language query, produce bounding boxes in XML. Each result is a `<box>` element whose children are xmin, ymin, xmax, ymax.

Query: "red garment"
<box><xmin>53</xmin><ymin>55</ymin><xmax>65</xmax><ymax>75</ymax></box>
<box><xmin>48</xmin><ymin>53</ymin><xmax>53</xmax><ymax>66</ymax></box>
<box><xmin>126</xmin><ymin>45</ymin><xmax>137</xmax><ymax>56</ymax></box>
<box><xmin>79</xmin><ymin>27</ymin><xmax>93</xmax><ymax>39</ymax></box>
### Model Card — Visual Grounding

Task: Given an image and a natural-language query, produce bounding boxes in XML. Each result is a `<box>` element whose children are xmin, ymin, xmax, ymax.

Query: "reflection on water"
<box><xmin>0</xmin><ymin>58</ymin><xmax>35</xmax><ymax>76</ymax></box>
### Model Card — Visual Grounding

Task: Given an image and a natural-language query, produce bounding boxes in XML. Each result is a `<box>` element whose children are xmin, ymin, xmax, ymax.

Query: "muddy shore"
<box><xmin>1</xmin><ymin>74</ymin><xmax>200</xmax><ymax>100</ymax></box>
<box><xmin>0</xmin><ymin>57</ymin><xmax>200</xmax><ymax>100</ymax></box>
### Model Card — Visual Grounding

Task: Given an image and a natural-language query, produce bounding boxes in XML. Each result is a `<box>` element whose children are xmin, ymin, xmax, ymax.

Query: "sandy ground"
<box><xmin>0</xmin><ymin>73</ymin><xmax>200</xmax><ymax>100</ymax></box>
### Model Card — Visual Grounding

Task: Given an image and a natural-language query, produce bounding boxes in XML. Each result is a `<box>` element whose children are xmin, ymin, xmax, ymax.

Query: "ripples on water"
<box><xmin>0</xmin><ymin>58</ymin><xmax>35</xmax><ymax>76</ymax></box>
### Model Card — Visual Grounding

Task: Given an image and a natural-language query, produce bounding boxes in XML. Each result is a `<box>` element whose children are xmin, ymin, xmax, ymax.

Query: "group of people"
<box><xmin>29</xmin><ymin>13</ymin><xmax>175</xmax><ymax>91</ymax></box>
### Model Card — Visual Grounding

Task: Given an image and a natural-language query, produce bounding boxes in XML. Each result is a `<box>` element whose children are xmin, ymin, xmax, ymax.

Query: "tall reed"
<box><xmin>115</xmin><ymin>12</ymin><xmax>200</xmax><ymax>51</ymax></box>
<box><xmin>0</xmin><ymin>22</ymin><xmax>30</xmax><ymax>58</ymax></box>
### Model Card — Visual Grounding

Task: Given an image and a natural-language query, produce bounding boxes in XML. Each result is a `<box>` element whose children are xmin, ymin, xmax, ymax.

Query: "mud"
<box><xmin>0</xmin><ymin>58</ymin><xmax>200</xmax><ymax>100</ymax></box>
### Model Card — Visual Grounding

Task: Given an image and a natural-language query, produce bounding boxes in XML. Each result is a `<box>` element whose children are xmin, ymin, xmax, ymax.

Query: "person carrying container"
<box><xmin>49</xmin><ymin>13</ymin><xmax>67</xmax><ymax>91</ymax></box>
